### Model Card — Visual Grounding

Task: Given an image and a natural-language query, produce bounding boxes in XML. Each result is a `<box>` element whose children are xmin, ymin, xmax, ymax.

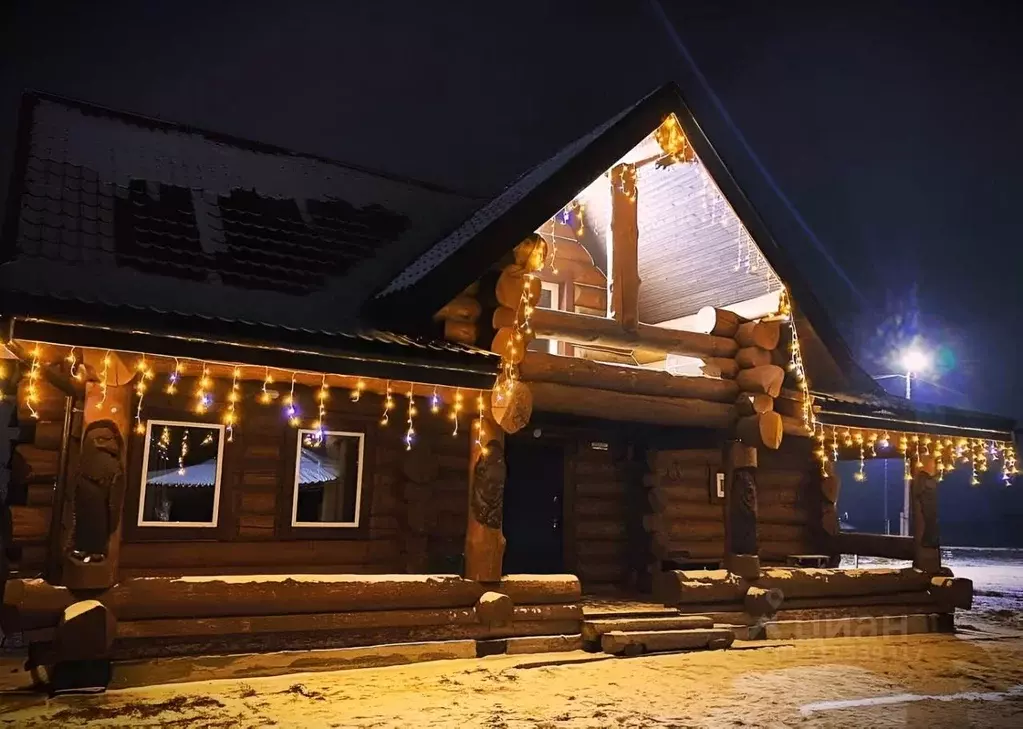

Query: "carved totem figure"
<box><xmin>729</xmin><ymin>468</ymin><xmax>759</xmax><ymax>556</ymax></box>
<box><xmin>70</xmin><ymin>421</ymin><xmax>125</xmax><ymax>563</ymax></box>
<box><xmin>471</xmin><ymin>439</ymin><xmax>506</xmax><ymax>530</ymax></box>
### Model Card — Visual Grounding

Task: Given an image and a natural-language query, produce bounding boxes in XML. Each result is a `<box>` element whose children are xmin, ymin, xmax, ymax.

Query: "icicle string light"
<box><xmin>284</xmin><ymin>372</ymin><xmax>299</xmax><ymax>427</ymax></box>
<box><xmin>195</xmin><ymin>364</ymin><xmax>212</xmax><ymax>414</ymax></box>
<box><xmin>224</xmin><ymin>367</ymin><xmax>241</xmax><ymax>441</ymax></box>
<box><xmin>777</xmin><ymin>288</ymin><xmax>815</xmax><ymax>434</ymax></box>
<box><xmin>312</xmin><ymin>373</ymin><xmax>329</xmax><ymax>443</ymax></box>
<box><xmin>134</xmin><ymin>355</ymin><xmax>154</xmax><ymax>434</ymax></box>
<box><xmin>177</xmin><ymin>428</ymin><xmax>189</xmax><ymax>475</ymax></box>
<box><xmin>451</xmin><ymin>388</ymin><xmax>463</xmax><ymax>436</ymax></box>
<box><xmin>474</xmin><ymin>390</ymin><xmax>488</xmax><ymax>455</ymax></box>
<box><xmin>430</xmin><ymin>385</ymin><xmax>440</xmax><ymax>414</ymax></box>
<box><xmin>404</xmin><ymin>385</ymin><xmax>416</xmax><ymax>451</ymax></box>
<box><xmin>25</xmin><ymin>346</ymin><xmax>41</xmax><ymax>419</ymax></box>
<box><xmin>380</xmin><ymin>381</ymin><xmax>394</xmax><ymax>426</ymax></box>
<box><xmin>166</xmin><ymin>358</ymin><xmax>183</xmax><ymax>394</ymax></box>
<box><xmin>351</xmin><ymin>378</ymin><xmax>366</xmax><ymax>403</ymax></box>
<box><xmin>96</xmin><ymin>350</ymin><xmax>111</xmax><ymax>410</ymax></box>
<box><xmin>259</xmin><ymin>366</ymin><xmax>274</xmax><ymax>404</ymax></box>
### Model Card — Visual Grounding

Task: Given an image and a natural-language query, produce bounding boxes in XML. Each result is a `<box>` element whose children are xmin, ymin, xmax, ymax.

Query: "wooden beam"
<box><xmin>830</xmin><ymin>532</ymin><xmax>914</xmax><ymax>560</ymax></box>
<box><xmin>518</xmin><ymin>351</ymin><xmax>739</xmax><ymax>403</ymax></box>
<box><xmin>530</xmin><ymin>382</ymin><xmax>733</xmax><ymax>428</ymax></box>
<box><xmin>464</xmin><ymin>413</ymin><xmax>506</xmax><ymax>581</ymax></box>
<box><xmin>609</xmin><ymin>163</ymin><xmax>640</xmax><ymax>331</ymax></box>
<box><xmin>525</xmin><ymin>308</ymin><xmax>738</xmax><ymax>359</ymax></box>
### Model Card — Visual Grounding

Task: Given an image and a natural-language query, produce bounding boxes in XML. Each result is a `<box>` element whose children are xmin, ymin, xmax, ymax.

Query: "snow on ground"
<box><xmin>2</xmin><ymin>549</ymin><xmax>1022</xmax><ymax>727</ymax></box>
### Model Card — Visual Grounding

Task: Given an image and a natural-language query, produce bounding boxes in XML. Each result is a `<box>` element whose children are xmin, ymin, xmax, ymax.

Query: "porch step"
<box><xmin>583</xmin><ymin>607</ymin><xmax>681</xmax><ymax>620</ymax></box>
<box><xmin>600</xmin><ymin>628</ymin><xmax>735</xmax><ymax>656</ymax></box>
<box><xmin>582</xmin><ymin>615</ymin><xmax>714</xmax><ymax>643</ymax></box>
<box><xmin>763</xmin><ymin>613</ymin><xmax>952</xmax><ymax>641</ymax></box>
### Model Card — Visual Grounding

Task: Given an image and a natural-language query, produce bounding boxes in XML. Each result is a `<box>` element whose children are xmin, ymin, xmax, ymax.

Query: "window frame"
<box><xmin>135</xmin><ymin>418</ymin><xmax>227</xmax><ymax>529</ymax></box>
<box><xmin>290</xmin><ymin>428</ymin><xmax>366</xmax><ymax>529</ymax></box>
<box><xmin>534</xmin><ymin>280</ymin><xmax>562</xmax><ymax>355</ymax></box>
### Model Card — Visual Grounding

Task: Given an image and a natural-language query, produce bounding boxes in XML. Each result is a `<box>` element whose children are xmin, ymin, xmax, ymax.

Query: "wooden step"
<box><xmin>582</xmin><ymin>615</ymin><xmax>715</xmax><ymax>642</ymax></box>
<box><xmin>763</xmin><ymin>613</ymin><xmax>951</xmax><ymax>641</ymax></box>
<box><xmin>600</xmin><ymin>628</ymin><xmax>735</xmax><ymax>656</ymax></box>
<box><xmin>582</xmin><ymin>608</ymin><xmax>680</xmax><ymax>620</ymax></box>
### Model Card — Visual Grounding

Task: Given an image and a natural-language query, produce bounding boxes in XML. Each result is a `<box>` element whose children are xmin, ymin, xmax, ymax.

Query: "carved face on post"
<box><xmin>71</xmin><ymin>421</ymin><xmax>125</xmax><ymax>559</ymax></box>
<box><xmin>471</xmin><ymin>440</ymin><xmax>506</xmax><ymax>530</ymax></box>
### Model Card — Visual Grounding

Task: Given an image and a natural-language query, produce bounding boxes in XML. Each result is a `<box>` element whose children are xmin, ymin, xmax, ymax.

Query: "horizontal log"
<box><xmin>487</xmin><ymin>575</ymin><xmax>582</xmax><ymax>605</ymax></box>
<box><xmin>929</xmin><ymin>576</ymin><xmax>973</xmax><ymax>611</ymax></box>
<box><xmin>646</xmin><ymin>517</ymin><xmax>724</xmax><ymax>541</ymax></box>
<box><xmin>735</xmin><ymin>365</ymin><xmax>786</xmax><ymax>397</ymax></box>
<box><xmin>757</xmin><ymin>523</ymin><xmax>807</xmax><ymax>543</ymax></box>
<box><xmin>653</xmin><ymin>569</ymin><xmax>747</xmax><ymax>605</ymax></box>
<box><xmin>576</xmin><ymin>563</ymin><xmax>625</xmax><ymax>583</ymax></box>
<box><xmin>513</xmin><ymin>234</ymin><xmax>548</xmax><ymax>269</ymax></box>
<box><xmin>573</xmin><ymin>285</ymin><xmax>606</xmax><ymax>312</ymax></box>
<box><xmin>14</xmin><ymin>444</ymin><xmax>60</xmax><ymax>481</ymax></box>
<box><xmin>758</xmin><ymin>504</ymin><xmax>810</xmax><ymax>526</ymax></box>
<box><xmin>755</xmin><ymin>567</ymin><xmax>931</xmax><ymax>600</ymax></box>
<box><xmin>648</xmin><ymin>448</ymin><xmax>722</xmax><ymax>471</ymax></box>
<box><xmin>576</xmin><ymin>520</ymin><xmax>627</xmax><ymax>540</ymax></box>
<box><xmin>758</xmin><ymin>540</ymin><xmax>813</xmax><ymax>562</ymax></box>
<box><xmin>575</xmin><ymin>540</ymin><xmax>626</xmax><ymax>559</ymax></box>
<box><xmin>758</xmin><ymin>469</ymin><xmax>809</xmax><ymax>489</ymax></box>
<box><xmin>701</xmin><ymin>358</ymin><xmax>738</xmax><ymax>380</ymax></box>
<box><xmin>650</xmin><ymin>541</ymin><xmax>724</xmax><ymax>561</ymax></box>
<box><xmin>32</xmin><ymin>420</ymin><xmax>65</xmax><ymax>450</ymax></box>
<box><xmin>735</xmin><ymin>392</ymin><xmax>774</xmax><ymax>416</ymax></box>
<box><xmin>434</xmin><ymin>295</ymin><xmax>482</xmax><ymax>324</ymax></box>
<box><xmin>118</xmin><ymin>564</ymin><xmax>400</xmax><ymax>579</ymax></box>
<box><xmin>781</xmin><ymin>414</ymin><xmax>810</xmax><ymax>436</ymax></box>
<box><xmin>496</xmin><ymin>265</ymin><xmax>540</xmax><ymax>309</ymax></box>
<box><xmin>831</xmin><ymin>532</ymin><xmax>915</xmax><ymax>560</ymax></box>
<box><xmin>601</xmin><ymin>627</ymin><xmax>733</xmax><ymax>655</ymax></box>
<box><xmin>531</xmin><ymin>382</ymin><xmax>732</xmax><ymax>428</ymax></box>
<box><xmin>575</xmin><ymin>498</ymin><xmax>623</xmax><ymax>519</ymax></box>
<box><xmin>695</xmin><ymin>306</ymin><xmax>743</xmax><ymax>338</ymax></box>
<box><xmin>444</xmin><ymin>320</ymin><xmax>478</xmax><ymax>346</ymax></box>
<box><xmin>518</xmin><ymin>351</ymin><xmax>739</xmax><ymax>403</ymax></box>
<box><xmin>651</xmin><ymin>501</ymin><xmax>723</xmax><ymax>522</ymax></box>
<box><xmin>10</xmin><ymin>505</ymin><xmax>50</xmax><ymax>543</ymax></box>
<box><xmin>756</xmin><ymin>488</ymin><xmax>803</xmax><ymax>507</ymax></box>
<box><xmin>735</xmin><ymin>346</ymin><xmax>773</xmax><ymax>369</ymax></box>
<box><xmin>575</xmin><ymin>480</ymin><xmax>626</xmax><ymax>498</ymax></box>
<box><xmin>735</xmin><ymin>320</ymin><xmax>781</xmax><ymax>350</ymax></box>
<box><xmin>526</xmin><ymin>308</ymin><xmax>738</xmax><ymax>358</ymax></box>
<box><xmin>649</xmin><ymin>484</ymin><xmax>713</xmax><ymax>510</ymax></box>
<box><xmin>736</xmin><ymin>412</ymin><xmax>784</xmax><ymax>450</ymax></box>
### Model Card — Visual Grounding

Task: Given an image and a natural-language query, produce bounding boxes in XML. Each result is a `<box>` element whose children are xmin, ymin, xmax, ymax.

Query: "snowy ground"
<box><xmin>2</xmin><ymin>549</ymin><xmax>1022</xmax><ymax>728</ymax></box>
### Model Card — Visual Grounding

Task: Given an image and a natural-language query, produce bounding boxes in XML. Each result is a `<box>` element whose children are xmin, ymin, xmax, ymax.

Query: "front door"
<box><xmin>502</xmin><ymin>437</ymin><xmax>564</xmax><ymax>573</ymax></box>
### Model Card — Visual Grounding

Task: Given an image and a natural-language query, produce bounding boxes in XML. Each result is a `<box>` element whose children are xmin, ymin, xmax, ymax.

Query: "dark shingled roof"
<box><xmin>0</xmin><ymin>92</ymin><xmax>498</xmax><ymax>383</ymax></box>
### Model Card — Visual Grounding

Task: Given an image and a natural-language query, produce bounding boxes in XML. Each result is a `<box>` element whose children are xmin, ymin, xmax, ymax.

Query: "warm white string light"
<box><xmin>474</xmin><ymin>390</ymin><xmax>488</xmax><ymax>456</ymax></box>
<box><xmin>381</xmin><ymin>381</ymin><xmax>394</xmax><ymax>426</ymax></box>
<box><xmin>283</xmin><ymin>372</ymin><xmax>299</xmax><ymax>427</ymax></box>
<box><xmin>134</xmin><ymin>355</ymin><xmax>154</xmax><ymax>434</ymax></box>
<box><xmin>451</xmin><ymin>388</ymin><xmax>463</xmax><ymax>436</ymax></box>
<box><xmin>25</xmin><ymin>346</ymin><xmax>41</xmax><ymax>419</ymax></box>
<box><xmin>165</xmin><ymin>358</ymin><xmax>183</xmax><ymax>394</ymax></box>
<box><xmin>259</xmin><ymin>366</ymin><xmax>274</xmax><ymax>404</ymax></box>
<box><xmin>404</xmin><ymin>385</ymin><xmax>417</xmax><ymax>451</ymax></box>
<box><xmin>224</xmin><ymin>367</ymin><xmax>241</xmax><ymax>441</ymax></box>
<box><xmin>195</xmin><ymin>363</ymin><xmax>212</xmax><ymax>414</ymax></box>
<box><xmin>96</xmin><ymin>350</ymin><xmax>111</xmax><ymax>410</ymax></box>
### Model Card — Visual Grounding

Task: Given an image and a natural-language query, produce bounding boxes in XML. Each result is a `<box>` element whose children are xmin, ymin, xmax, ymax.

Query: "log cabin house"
<box><xmin>0</xmin><ymin>85</ymin><xmax>1018</xmax><ymax>689</ymax></box>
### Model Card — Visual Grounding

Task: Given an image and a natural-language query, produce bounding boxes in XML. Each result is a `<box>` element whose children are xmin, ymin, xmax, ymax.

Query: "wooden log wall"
<box><xmin>568</xmin><ymin>439</ymin><xmax>634</xmax><ymax>591</ymax></box>
<box><xmin>643</xmin><ymin>448</ymin><xmax>724</xmax><ymax>569</ymax></box>
<box><xmin>435</xmin><ymin>283</ymin><xmax>482</xmax><ymax>347</ymax></box>
<box><xmin>755</xmin><ymin>438</ymin><xmax>817</xmax><ymax>563</ymax></box>
<box><xmin>106</xmin><ymin>384</ymin><xmax>472</xmax><ymax>578</ymax></box>
<box><xmin>7</xmin><ymin>377</ymin><xmax>69</xmax><ymax>579</ymax></box>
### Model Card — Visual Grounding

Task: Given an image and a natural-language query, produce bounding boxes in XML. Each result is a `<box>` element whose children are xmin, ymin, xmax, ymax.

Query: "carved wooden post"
<box><xmin>911</xmin><ymin>455</ymin><xmax>941</xmax><ymax>573</ymax></box>
<box><xmin>0</xmin><ymin>364</ymin><xmax>19</xmax><ymax>595</ymax></box>
<box><xmin>464</xmin><ymin>412</ymin><xmax>506</xmax><ymax>581</ymax></box>
<box><xmin>724</xmin><ymin>441</ymin><xmax>760</xmax><ymax>578</ymax></box>
<box><xmin>61</xmin><ymin>351</ymin><xmax>133</xmax><ymax>590</ymax></box>
<box><xmin>608</xmin><ymin>163</ymin><xmax>640</xmax><ymax>332</ymax></box>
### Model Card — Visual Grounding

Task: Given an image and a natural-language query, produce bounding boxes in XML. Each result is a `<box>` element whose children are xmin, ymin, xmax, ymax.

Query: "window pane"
<box><xmin>295</xmin><ymin>431</ymin><xmax>363</xmax><ymax>525</ymax></box>
<box><xmin>141</xmin><ymin>423</ymin><xmax>222</xmax><ymax>525</ymax></box>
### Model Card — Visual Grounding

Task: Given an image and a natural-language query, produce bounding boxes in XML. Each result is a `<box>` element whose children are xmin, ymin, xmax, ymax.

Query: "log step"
<box><xmin>582</xmin><ymin>615</ymin><xmax>715</xmax><ymax>642</ymax></box>
<box><xmin>600</xmin><ymin>627</ymin><xmax>735</xmax><ymax>655</ymax></box>
<box><xmin>763</xmin><ymin>613</ymin><xmax>951</xmax><ymax>641</ymax></box>
<box><xmin>582</xmin><ymin>607</ymin><xmax>681</xmax><ymax>620</ymax></box>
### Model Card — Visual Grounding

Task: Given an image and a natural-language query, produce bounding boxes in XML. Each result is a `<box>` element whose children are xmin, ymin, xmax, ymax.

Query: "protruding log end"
<box><xmin>491</xmin><ymin>381</ymin><xmax>533</xmax><ymax>434</ymax></box>
<box><xmin>736</xmin><ymin>412</ymin><xmax>784</xmax><ymax>450</ymax></box>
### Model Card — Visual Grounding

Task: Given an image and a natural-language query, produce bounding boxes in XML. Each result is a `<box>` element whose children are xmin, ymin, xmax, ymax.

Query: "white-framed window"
<box><xmin>291</xmin><ymin>429</ymin><xmax>365</xmax><ymax>528</ymax></box>
<box><xmin>138</xmin><ymin>420</ymin><xmax>225</xmax><ymax>527</ymax></box>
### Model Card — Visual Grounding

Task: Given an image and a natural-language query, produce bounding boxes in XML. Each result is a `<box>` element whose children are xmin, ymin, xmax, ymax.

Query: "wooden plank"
<box><xmin>575</xmin><ymin>520</ymin><xmax>626</xmax><ymax>540</ymax></box>
<box><xmin>239</xmin><ymin>492</ymin><xmax>276</xmax><ymax>515</ymax></box>
<box><xmin>575</xmin><ymin>498</ymin><xmax>623</xmax><ymax>519</ymax></box>
<box><xmin>119</xmin><ymin>539</ymin><xmax>401</xmax><ymax>568</ymax></box>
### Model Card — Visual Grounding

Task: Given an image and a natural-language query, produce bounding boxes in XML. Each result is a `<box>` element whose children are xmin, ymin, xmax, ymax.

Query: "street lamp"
<box><xmin>899</xmin><ymin>348</ymin><xmax>931</xmax><ymax>399</ymax></box>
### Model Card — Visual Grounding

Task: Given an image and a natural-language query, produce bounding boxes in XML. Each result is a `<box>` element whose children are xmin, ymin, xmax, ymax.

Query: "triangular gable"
<box><xmin>370</xmin><ymin>82</ymin><xmax>878</xmax><ymax>398</ymax></box>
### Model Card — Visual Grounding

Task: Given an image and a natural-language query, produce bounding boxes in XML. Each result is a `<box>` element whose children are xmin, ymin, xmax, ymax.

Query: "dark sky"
<box><xmin>3</xmin><ymin>1</ymin><xmax>1022</xmax><ymax>422</ymax></box>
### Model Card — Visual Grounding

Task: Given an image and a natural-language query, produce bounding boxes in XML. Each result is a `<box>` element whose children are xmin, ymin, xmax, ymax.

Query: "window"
<box><xmin>291</xmin><ymin>429</ymin><xmax>365</xmax><ymax>527</ymax></box>
<box><xmin>528</xmin><ymin>281</ymin><xmax>562</xmax><ymax>355</ymax></box>
<box><xmin>138</xmin><ymin>420</ymin><xmax>225</xmax><ymax>527</ymax></box>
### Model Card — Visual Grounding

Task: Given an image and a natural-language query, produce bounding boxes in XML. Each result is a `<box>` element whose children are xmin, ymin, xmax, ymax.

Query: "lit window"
<box><xmin>530</xmin><ymin>281</ymin><xmax>561</xmax><ymax>355</ymax></box>
<box><xmin>138</xmin><ymin>421</ymin><xmax>225</xmax><ymax>527</ymax></box>
<box><xmin>292</xmin><ymin>430</ymin><xmax>365</xmax><ymax>527</ymax></box>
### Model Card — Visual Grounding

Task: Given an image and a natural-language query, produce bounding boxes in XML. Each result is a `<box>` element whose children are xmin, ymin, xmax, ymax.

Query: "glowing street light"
<box><xmin>899</xmin><ymin>347</ymin><xmax>931</xmax><ymax>400</ymax></box>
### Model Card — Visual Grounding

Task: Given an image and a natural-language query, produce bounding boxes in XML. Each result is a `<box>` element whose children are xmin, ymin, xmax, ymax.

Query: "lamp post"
<box><xmin>875</xmin><ymin>347</ymin><xmax>932</xmax><ymax>537</ymax></box>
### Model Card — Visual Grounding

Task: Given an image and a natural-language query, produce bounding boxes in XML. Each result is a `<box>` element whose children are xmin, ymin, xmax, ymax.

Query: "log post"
<box><xmin>911</xmin><ymin>455</ymin><xmax>941</xmax><ymax>573</ymax></box>
<box><xmin>724</xmin><ymin>442</ymin><xmax>760</xmax><ymax>578</ymax></box>
<box><xmin>464</xmin><ymin>412</ymin><xmax>506</xmax><ymax>581</ymax></box>
<box><xmin>608</xmin><ymin>163</ymin><xmax>639</xmax><ymax>332</ymax></box>
<box><xmin>61</xmin><ymin>350</ymin><xmax>133</xmax><ymax>591</ymax></box>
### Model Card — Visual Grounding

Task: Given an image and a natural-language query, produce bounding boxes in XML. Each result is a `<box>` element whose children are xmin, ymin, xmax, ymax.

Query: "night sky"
<box><xmin>2</xmin><ymin>1</ymin><xmax>1021</xmax><ymax>424</ymax></box>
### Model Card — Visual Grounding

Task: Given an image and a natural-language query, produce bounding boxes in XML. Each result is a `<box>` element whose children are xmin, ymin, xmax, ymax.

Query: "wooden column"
<box><xmin>724</xmin><ymin>441</ymin><xmax>760</xmax><ymax>578</ymax></box>
<box><xmin>819</xmin><ymin>461</ymin><xmax>842</xmax><ymax>567</ymax></box>
<box><xmin>910</xmin><ymin>455</ymin><xmax>941</xmax><ymax>573</ymax></box>
<box><xmin>61</xmin><ymin>351</ymin><xmax>133</xmax><ymax>591</ymax></box>
<box><xmin>0</xmin><ymin>365</ymin><xmax>19</xmax><ymax>595</ymax></box>
<box><xmin>463</xmin><ymin>412</ymin><xmax>506</xmax><ymax>581</ymax></box>
<box><xmin>609</xmin><ymin>163</ymin><xmax>640</xmax><ymax>332</ymax></box>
